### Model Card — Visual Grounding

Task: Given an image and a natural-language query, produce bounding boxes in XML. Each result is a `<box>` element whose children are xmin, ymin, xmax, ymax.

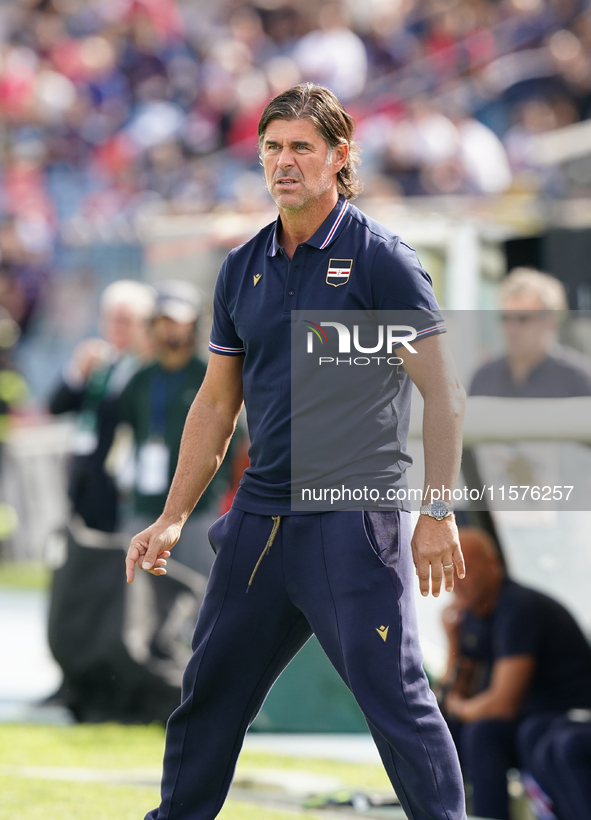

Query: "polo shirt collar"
<box><xmin>267</xmin><ymin>196</ymin><xmax>351</xmax><ymax>257</ymax></box>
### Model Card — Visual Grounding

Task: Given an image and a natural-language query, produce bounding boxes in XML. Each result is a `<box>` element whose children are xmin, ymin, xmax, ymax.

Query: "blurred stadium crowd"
<box><xmin>0</xmin><ymin>0</ymin><xmax>590</xmax><ymax>340</ymax></box>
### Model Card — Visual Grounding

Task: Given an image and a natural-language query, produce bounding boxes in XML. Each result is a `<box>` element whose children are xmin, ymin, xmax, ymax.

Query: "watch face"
<box><xmin>431</xmin><ymin>501</ymin><xmax>449</xmax><ymax>519</ymax></box>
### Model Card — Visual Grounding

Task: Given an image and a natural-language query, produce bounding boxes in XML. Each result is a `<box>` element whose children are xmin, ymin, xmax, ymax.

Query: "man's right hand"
<box><xmin>125</xmin><ymin>353</ymin><xmax>244</xmax><ymax>584</ymax></box>
<box><xmin>125</xmin><ymin>519</ymin><xmax>183</xmax><ymax>583</ymax></box>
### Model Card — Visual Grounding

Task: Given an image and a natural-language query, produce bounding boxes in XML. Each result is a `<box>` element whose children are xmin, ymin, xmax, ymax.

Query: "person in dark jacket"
<box><xmin>49</xmin><ymin>279</ymin><xmax>155</xmax><ymax>532</ymax></box>
<box><xmin>45</xmin><ymin>279</ymin><xmax>160</xmax><ymax>719</ymax></box>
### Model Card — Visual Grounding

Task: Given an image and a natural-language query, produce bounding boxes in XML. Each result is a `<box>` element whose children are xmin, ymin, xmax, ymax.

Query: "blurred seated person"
<box><xmin>518</xmin><ymin>707</ymin><xmax>591</xmax><ymax>820</ymax></box>
<box><xmin>49</xmin><ymin>280</ymin><xmax>155</xmax><ymax>532</ymax></box>
<box><xmin>470</xmin><ymin>267</ymin><xmax>591</xmax><ymax>398</ymax></box>
<box><xmin>440</xmin><ymin>527</ymin><xmax>591</xmax><ymax>820</ymax></box>
<box><xmin>119</xmin><ymin>281</ymin><xmax>240</xmax><ymax>577</ymax></box>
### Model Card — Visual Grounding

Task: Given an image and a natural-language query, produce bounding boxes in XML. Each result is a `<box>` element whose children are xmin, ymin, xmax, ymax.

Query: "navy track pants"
<box><xmin>145</xmin><ymin>509</ymin><xmax>466</xmax><ymax>820</ymax></box>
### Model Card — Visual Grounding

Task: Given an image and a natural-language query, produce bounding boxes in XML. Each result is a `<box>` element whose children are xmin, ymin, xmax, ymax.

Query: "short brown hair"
<box><xmin>258</xmin><ymin>83</ymin><xmax>363</xmax><ymax>200</ymax></box>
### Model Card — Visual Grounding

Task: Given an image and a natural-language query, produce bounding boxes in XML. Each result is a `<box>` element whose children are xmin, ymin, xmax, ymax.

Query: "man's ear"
<box><xmin>333</xmin><ymin>140</ymin><xmax>349</xmax><ymax>174</ymax></box>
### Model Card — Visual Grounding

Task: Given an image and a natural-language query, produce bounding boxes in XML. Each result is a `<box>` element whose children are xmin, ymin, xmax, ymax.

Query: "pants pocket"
<box><xmin>207</xmin><ymin>509</ymin><xmax>241</xmax><ymax>555</ymax></box>
<box><xmin>362</xmin><ymin>510</ymin><xmax>400</xmax><ymax>568</ymax></box>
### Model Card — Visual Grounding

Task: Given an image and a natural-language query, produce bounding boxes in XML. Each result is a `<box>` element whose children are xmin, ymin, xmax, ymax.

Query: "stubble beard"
<box><xmin>270</xmin><ymin>171</ymin><xmax>335</xmax><ymax>214</ymax></box>
<box><xmin>268</xmin><ymin>148</ymin><xmax>336</xmax><ymax>214</ymax></box>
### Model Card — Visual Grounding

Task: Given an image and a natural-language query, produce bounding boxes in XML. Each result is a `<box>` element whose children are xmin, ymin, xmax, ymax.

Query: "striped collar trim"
<box><xmin>319</xmin><ymin>199</ymin><xmax>349</xmax><ymax>249</ymax></box>
<box><xmin>267</xmin><ymin>197</ymin><xmax>350</xmax><ymax>256</ymax></box>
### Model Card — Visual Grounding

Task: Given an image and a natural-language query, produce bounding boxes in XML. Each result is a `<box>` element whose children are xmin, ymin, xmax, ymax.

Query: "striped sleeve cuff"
<box><xmin>209</xmin><ymin>341</ymin><xmax>245</xmax><ymax>355</ymax></box>
<box><xmin>415</xmin><ymin>322</ymin><xmax>446</xmax><ymax>340</ymax></box>
<box><xmin>391</xmin><ymin>322</ymin><xmax>446</xmax><ymax>350</ymax></box>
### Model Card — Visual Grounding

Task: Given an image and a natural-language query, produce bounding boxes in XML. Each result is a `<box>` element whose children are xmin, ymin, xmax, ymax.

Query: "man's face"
<box><xmin>500</xmin><ymin>292</ymin><xmax>557</xmax><ymax>360</ymax></box>
<box><xmin>102</xmin><ymin>304</ymin><xmax>144</xmax><ymax>353</ymax></box>
<box><xmin>261</xmin><ymin>118</ymin><xmax>346</xmax><ymax>212</ymax></box>
<box><xmin>151</xmin><ymin>316</ymin><xmax>195</xmax><ymax>353</ymax></box>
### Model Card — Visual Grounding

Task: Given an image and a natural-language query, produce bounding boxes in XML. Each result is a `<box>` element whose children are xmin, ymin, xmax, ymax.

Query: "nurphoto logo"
<box><xmin>303</xmin><ymin>319</ymin><xmax>418</xmax><ymax>366</ymax></box>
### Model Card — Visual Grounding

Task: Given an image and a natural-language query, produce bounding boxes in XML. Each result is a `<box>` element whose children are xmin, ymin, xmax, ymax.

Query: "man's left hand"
<box><xmin>411</xmin><ymin>514</ymin><xmax>465</xmax><ymax>597</ymax></box>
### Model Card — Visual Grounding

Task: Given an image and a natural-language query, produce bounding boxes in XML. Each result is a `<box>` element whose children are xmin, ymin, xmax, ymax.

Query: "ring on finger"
<box><xmin>442</xmin><ymin>563</ymin><xmax>454</xmax><ymax>569</ymax></box>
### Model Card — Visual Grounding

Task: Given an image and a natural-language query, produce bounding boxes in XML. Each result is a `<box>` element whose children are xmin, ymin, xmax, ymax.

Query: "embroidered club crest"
<box><xmin>326</xmin><ymin>259</ymin><xmax>353</xmax><ymax>287</ymax></box>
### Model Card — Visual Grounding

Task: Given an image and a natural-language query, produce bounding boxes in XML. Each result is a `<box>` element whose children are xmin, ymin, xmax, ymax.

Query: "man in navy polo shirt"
<box><xmin>127</xmin><ymin>83</ymin><xmax>467</xmax><ymax>820</ymax></box>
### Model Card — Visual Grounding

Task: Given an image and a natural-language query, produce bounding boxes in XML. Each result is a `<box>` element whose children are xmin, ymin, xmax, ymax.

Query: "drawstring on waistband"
<box><xmin>247</xmin><ymin>515</ymin><xmax>282</xmax><ymax>592</ymax></box>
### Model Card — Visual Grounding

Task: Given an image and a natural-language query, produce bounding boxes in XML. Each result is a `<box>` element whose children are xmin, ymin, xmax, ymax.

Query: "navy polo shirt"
<box><xmin>209</xmin><ymin>196</ymin><xmax>443</xmax><ymax>514</ymax></box>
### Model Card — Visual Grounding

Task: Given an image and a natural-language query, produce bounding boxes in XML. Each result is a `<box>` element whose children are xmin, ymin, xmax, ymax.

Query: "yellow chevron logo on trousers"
<box><xmin>253</xmin><ymin>274</ymin><xmax>262</xmax><ymax>286</ymax></box>
<box><xmin>376</xmin><ymin>625</ymin><xmax>389</xmax><ymax>642</ymax></box>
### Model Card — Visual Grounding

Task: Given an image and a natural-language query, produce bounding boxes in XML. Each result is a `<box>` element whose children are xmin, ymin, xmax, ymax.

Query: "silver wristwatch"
<box><xmin>419</xmin><ymin>501</ymin><xmax>454</xmax><ymax>520</ymax></box>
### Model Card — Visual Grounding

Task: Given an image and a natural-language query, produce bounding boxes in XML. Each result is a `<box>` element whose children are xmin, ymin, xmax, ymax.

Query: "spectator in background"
<box><xmin>293</xmin><ymin>3</ymin><xmax>367</xmax><ymax>101</ymax></box>
<box><xmin>119</xmin><ymin>280</ymin><xmax>235</xmax><ymax>577</ymax></box>
<box><xmin>45</xmin><ymin>277</ymin><xmax>155</xmax><ymax>714</ymax></box>
<box><xmin>440</xmin><ymin>527</ymin><xmax>591</xmax><ymax>820</ymax></box>
<box><xmin>48</xmin><ymin>279</ymin><xmax>155</xmax><ymax>532</ymax></box>
<box><xmin>378</xmin><ymin>98</ymin><xmax>513</xmax><ymax>196</ymax></box>
<box><xmin>0</xmin><ymin>307</ymin><xmax>26</xmax><ymax>546</ymax></box>
<box><xmin>0</xmin><ymin>307</ymin><xmax>25</xmax><ymax>433</ymax></box>
<box><xmin>382</xmin><ymin>98</ymin><xmax>461</xmax><ymax>196</ymax></box>
<box><xmin>503</xmin><ymin>99</ymin><xmax>560</xmax><ymax>180</ymax></box>
<box><xmin>470</xmin><ymin>267</ymin><xmax>591</xmax><ymax>397</ymax></box>
<box><xmin>452</xmin><ymin>107</ymin><xmax>513</xmax><ymax>195</ymax></box>
<box><xmin>3</xmin><ymin>0</ymin><xmax>591</xmax><ymax>235</ymax></box>
<box><xmin>0</xmin><ymin>211</ymin><xmax>53</xmax><ymax>338</ymax></box>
